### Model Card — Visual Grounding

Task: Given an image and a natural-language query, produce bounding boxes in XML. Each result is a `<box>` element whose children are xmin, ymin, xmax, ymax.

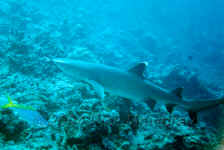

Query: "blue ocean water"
<box><xmin>0</xmin><ymin>0</ymin><xmax>224</xmax><ymax>149</ymax></box>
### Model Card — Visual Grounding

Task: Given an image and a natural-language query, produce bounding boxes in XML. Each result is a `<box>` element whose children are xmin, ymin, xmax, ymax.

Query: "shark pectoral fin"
<box><xmin>171</xmin><ymin>87</ymin><xmax>183</xmax><ymax>99</ymax></box>
<box><xmin>88</xmin><ymin>80</ymin><xmax>105</xmax><ymax>99</ymax></box>
<box><xmin>165</xmin><ymin>104</ymin><xmax>176</xmax><ymax>113</ymax></box>
<box><xmin>128</xmin><ymin>62</ymin><xmax>148</xmax><ymax>79</ymax></box>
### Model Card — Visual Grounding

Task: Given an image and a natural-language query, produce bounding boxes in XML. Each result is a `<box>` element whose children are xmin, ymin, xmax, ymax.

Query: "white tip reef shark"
<box><xmin>53</xmin><ymin>58</ymin><xmax>224</xmax><ymax>124</ymax></box>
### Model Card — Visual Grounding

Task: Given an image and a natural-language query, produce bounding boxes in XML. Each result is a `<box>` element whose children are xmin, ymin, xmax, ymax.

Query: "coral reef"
<box><xmin>0</xmin><ymin>70</ymin><xmax>220</xmax><ymax>149</ymax></box>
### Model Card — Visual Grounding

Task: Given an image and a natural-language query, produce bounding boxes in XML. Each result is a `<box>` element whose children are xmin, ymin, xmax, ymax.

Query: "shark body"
<box><xmin>53</xmin><ymin>58</ymin><xmax>224</xmax><ymax>123</ymax></box>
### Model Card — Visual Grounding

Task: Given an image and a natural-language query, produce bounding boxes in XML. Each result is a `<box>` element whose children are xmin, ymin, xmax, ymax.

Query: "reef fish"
<box><xmin>53</xmin><ymin>58</ymin><xmax>224</xmax><ymax>123</ymax></box>
<box><xmin>0</xmin><ymin>95</ymin><xmax>48</xmax><ymax>128</ymax></box>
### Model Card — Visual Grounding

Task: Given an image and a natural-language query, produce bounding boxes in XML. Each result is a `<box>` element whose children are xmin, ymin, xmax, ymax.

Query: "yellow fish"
<box><xmin>1</xmin><ymin>95</ymin><xmax>36</xmax><ymax>111</ymax></box>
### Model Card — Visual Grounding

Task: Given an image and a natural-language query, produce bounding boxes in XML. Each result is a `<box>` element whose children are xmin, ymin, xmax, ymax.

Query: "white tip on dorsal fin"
<box><xmin>128</xmin><ymin>61</ymin><xmax>148</xmax><ymax>79</ymax></box>
<box><xmin>171</xmin><ymin>87</ymin><xmax>183</xmax><ymax>99</ymax></box>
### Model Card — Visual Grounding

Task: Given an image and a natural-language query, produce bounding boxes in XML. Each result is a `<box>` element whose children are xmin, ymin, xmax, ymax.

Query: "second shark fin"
<box><xmin>171</xmin><ymin>87</ymin><xmax>183</xmax><ymax>99</ymax></box>
<box><xmin>188</xmin><ymin>111</ymin><xmax>198</xmax><ymax>124</ymax></box>
<box><xmin>166</xmin><ymin>104</ymin><xmax>176</xmax><ymax>113</ymax></box>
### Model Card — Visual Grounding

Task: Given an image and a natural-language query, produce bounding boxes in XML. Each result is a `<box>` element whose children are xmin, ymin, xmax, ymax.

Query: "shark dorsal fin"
<box><xmin>128</xmin><ymin>61</ymin><xmax>148</xmax><ymax>79</ymax></box>
<box><xmin>171</xmin><ymin>87</ymin><xmax>183</xmax><ymax>99</ymax></box>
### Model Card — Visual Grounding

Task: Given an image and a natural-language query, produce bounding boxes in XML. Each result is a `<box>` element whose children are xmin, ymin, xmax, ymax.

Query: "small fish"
<box><xmin>1</xmin><ymin>95</ymin><xmax>36</xmax><ymax>111</ymax></box>
<box><xmin>1</xmin><ymin>95</ymin><xmax>48</xmax><ymax>128</ymax></box>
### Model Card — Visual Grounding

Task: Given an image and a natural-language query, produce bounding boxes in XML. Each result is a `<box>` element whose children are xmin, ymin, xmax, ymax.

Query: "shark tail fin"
<box><xmin>187</xmin><ymin>96</ymin><xmax>224</xmax><ymax>124</ymax></box>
